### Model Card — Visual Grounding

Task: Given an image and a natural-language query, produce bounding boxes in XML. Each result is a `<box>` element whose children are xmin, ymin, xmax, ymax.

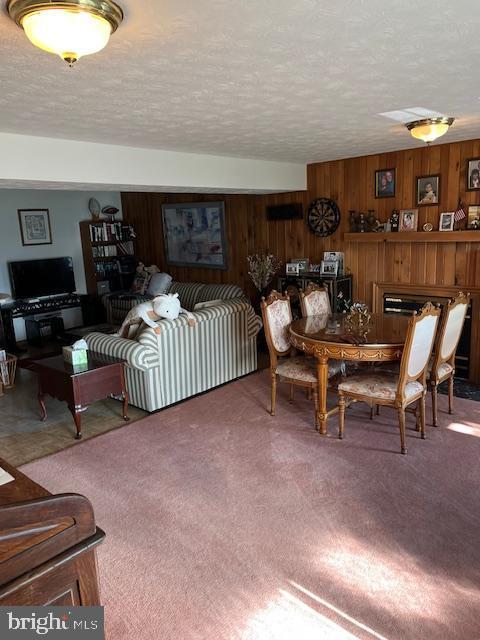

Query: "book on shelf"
<box><xmin>92</xmin><ymin>244</ymin><xmax>130</xmax><ymax>258</ymax></box>
<box><xmin>117</xmin><ymin>241</ymin><xmax>134</xmax><ymax>256</ymax></box>
<box><xmin>88</xmin><ymin>222</ymin><xmax>136</xmax><ymax>243</ymax></box>
<box><xmin>95</xmin><ymin>261</ymin><xmax>120</xmax><ymax>278</ymax></box>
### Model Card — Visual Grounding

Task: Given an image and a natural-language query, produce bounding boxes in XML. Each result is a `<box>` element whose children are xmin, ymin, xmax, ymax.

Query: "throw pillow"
<box><xmin>193</xmin><ymin>299</ymin><xmax>224</xmax><ymax>311</ymax></box>
<box><xmin>130</xmin><ymin>273</ymin><xmax>150</xmax><ymax>295</ymax></box>
<box><xmin>146</xmin><ymin>272</ymin><xmax>172</xmax><ymax>297</ymax></box>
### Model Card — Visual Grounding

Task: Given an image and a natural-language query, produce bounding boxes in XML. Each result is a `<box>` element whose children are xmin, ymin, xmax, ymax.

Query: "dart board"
<box><xmin>307</xmin><ymin>198</ymin><xmax>341</xmax><ymax>237</ymax></box>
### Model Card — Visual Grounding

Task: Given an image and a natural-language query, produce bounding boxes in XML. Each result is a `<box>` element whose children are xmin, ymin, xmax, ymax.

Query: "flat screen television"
<box><xmin>8</xmin><ymin>257</ymin><xmax>76</xmax><ymax>299</ymax></box>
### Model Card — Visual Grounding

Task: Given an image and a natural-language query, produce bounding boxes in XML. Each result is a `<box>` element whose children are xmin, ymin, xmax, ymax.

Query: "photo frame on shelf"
<box><xmin>439</xmin><ymin>212</ymin><xmax>455</xmax><ymax>231</ymax></box>
<box><xmin>290</xmin><ymin>258</ymin><xmax>309</xmax><ymax>273</ymax></box>
<box><xmin>323</xmin><ymin>251</ymin><xmax>344</xmax><ymax>275</ymax></box>
<box><xmin>399</xmin><ymin>209</ymin><xmax>418</xmax><ymax>232</ymax></box>
<box><xmin>320</xmin><ymin>260</ymin><xmax>339</xmax><ymax>276</ymax></box>
<box><xmin>286</xmin><ymin>262</ymin><xmax>300</xmax><ymax>275</ymax></box>
<box><xmin>467</xmin><ymin>206</ymin><xmax>480</xmax><ymax>229</ymax></box>
<box><xmin>375</xmin><ymin>168</ymin><xmax>396</xmax><ymax>198</ymax></box>
<box><xmin>416</xmin><ymin>175</ymin><xmax>440</xmax><ymax>206</ymax></box>
<box><xmin>18</xmin><ymin>209</ymin><xmax>52</xmax><ymax>246</ymax></box>
<box><xmin>161</xmin><ymin>201</ymin><xmax>227</xmax><ymax>269</ymax></box>
<box><xmin>466</xmin><ymin>158</ymin><xmax>480</xmax><ymax>191</ymax></box>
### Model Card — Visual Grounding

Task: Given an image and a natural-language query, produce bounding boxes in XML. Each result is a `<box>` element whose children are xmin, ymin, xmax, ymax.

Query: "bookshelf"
<box><xmin>80</xmin><ymin>220</ymin><xmax>137</xmax><ymax>296</ymax></box>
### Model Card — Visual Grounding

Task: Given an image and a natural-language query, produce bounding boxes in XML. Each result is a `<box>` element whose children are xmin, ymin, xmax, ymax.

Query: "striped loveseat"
<box><xmin>86</xmin><ymin>282</ymin><xmax>261</xmax><ymax>412</ymax></box>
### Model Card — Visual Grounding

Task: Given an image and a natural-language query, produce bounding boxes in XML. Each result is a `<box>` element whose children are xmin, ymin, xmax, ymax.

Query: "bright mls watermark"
<box><xmin>0</xmin><ymin>607</ymin><xmax>104</xmax><ymax>639</ymax></box>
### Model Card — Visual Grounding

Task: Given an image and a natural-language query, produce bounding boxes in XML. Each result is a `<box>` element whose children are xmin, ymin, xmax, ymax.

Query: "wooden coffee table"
<box><xmin>33</xmin><ymin>352</ymin><xmax>129</xmax><ymax>439</ymax></box>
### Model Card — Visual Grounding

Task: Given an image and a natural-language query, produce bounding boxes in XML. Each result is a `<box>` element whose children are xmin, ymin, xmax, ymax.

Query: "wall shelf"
<box><xmin>344</xmin><ymin>231</ymin><xmax>480</xmax><ymax>243</ymax></box>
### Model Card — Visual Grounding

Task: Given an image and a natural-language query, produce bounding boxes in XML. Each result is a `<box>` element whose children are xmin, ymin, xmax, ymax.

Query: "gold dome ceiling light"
<box><xmin>406</xmin><ymin>117</ymin><xmax>455</xmax><ymax>144</ymax></box>
<box><xmin>7</xmin><ymin>0</ymin><xmax>123</xmax><ymax>66</ymax></box>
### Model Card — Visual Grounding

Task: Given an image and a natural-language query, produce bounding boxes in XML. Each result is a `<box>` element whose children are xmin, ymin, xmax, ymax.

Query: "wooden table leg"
<box><xmin>38</xmin><ymin>381</ymin><xmax>47</xmax><ymax>422</ymax></box>
<box><xmin>121</xmin><ymin>365</ymin><xmax>130</xmax><ymax>421</ymax></box>
<box><xmin>122</xmin><ymin>391</ymin><xmax>130</xmax><ymax>421</ymax></box>
<box><xmin>317</xmin><ymin>356</ymin><xmax>329</xmax><ymax>435</ymax></box>
<box><xmin>69</xmin><ymin>405</ymin><xmax>83</xmax><ymax>440</ymax></box>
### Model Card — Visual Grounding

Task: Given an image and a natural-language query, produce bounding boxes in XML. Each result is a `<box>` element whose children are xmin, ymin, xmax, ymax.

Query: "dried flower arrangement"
<box><xmin>247</xmin><ymin>254</ymin><xmax>283</xmax><ymax>292</ymax></box>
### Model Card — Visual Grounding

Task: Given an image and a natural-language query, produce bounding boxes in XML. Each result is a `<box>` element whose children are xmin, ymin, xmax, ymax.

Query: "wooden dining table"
<box><xmin>289</xmin><ymin>313</ymin><xmax>410</xmax><ymax>435</ymax></box>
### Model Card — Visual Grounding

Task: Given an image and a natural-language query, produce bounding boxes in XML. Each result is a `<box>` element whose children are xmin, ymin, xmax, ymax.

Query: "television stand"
<box><xmin>0</xmin><ymin>294</ymin><xmax>82</xmax><ymax>353</ymax></box>
<box><xmin>26</xmin><ymin>315</ymin><xmax>65</xmax><ymax>347</ymax></box>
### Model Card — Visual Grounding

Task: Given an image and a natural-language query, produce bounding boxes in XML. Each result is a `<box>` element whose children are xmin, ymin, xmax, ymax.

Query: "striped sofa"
<box><xmin>87</xmin><ymin>282</ymin><xmax>261</xmax><ymax>412</ymax></box>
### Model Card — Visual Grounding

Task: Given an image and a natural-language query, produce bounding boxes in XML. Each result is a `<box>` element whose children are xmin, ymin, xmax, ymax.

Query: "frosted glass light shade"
<box><xmin>406</xmin><ymin>117</ymin><xmax>454</xmax><ymax>144</ymax></box>
<box><xmin>22</xmin><ymin>9</ymin><xmax>112</xmax><ymax>64</ymax></box>
<box><xmin>7</xmin><ymin>0</ymin><xmax>123</xmax><ymax>66</ymax></box>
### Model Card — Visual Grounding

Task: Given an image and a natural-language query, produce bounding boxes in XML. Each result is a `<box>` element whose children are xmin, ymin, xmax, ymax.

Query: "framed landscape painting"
<box><xmin>18</xmin><ymin>209</ymin><xmax>52</xmax><ymax>246</ymax></box>
<box><xmin>162</xmin><ymin>201</ymin><xmax>228</xmax><ymax>269</ymax></box>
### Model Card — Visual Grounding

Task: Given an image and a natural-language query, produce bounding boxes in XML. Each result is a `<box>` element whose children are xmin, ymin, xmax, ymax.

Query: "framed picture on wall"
<box><xmin>18</xmin><ymin>209</ymin><xmax>52</xmax><ymax>246</ymax></box>
<box><xmin>416</xmin><ymin>175</ymin><xmax>440</xmax><ymax>206</ymax></box>
<box><xmin>375</xmin><ymin>168</ymin><xmax>396</xmax><ymax>198</ymax></box>
<box><xmin>161</xmin><ymin>201</ymin><xmax>228</xmax><ymax>269</ymax></box>
<box><xmin>466</xmin><ymin>158</ymin><xmax>480</xmax><ymax>190</ymax></box>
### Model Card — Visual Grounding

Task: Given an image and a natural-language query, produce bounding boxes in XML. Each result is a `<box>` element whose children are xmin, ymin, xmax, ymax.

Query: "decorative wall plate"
<box><xmin>88</xmin><ymin>198</ymin><xmax>101</xmax><ymax>220</ymax></box>
<box><xmin>307</xmin><ymin>198</ymin><xmax>341</xmax><ymax>237</ymax></box>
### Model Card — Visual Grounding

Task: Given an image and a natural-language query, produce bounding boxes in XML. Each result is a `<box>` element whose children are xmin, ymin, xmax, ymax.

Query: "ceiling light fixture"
<box><xmin>405</xmin><ymin>117</ymin><xmax>455</xmax><ymax>144</ymax></box>
<box><xmin>7</xmin><ymin>0</ymin><xmax>123</xmax><ymax>66</ymax></box>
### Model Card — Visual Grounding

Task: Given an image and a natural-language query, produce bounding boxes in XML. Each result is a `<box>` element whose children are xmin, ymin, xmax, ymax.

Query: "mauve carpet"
<box><xmin>22</xmin><ymin>370</ymin><xmax>480</xmax><ymax>640</ymax></box>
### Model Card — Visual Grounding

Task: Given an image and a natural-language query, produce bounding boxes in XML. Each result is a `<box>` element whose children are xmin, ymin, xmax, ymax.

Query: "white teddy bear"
<box><xmin>117</xmin><ymin>293</ymin><xmax>195</xmax><ymax>339</ymax></box>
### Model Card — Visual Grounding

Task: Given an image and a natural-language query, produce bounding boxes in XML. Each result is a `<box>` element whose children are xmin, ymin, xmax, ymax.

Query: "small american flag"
<box><xmin>454</xmin><ymin>200</ymin><xmax>466</xmax><ymax>222</ymax></box>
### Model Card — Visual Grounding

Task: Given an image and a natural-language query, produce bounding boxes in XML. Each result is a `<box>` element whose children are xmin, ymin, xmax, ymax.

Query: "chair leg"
<box><xmin>338</xmin><ymin>392</ymin><xmax>346</xmax><ymax>440</ymax></box>
<box><xmin>415</xmin><ymin>402</ymin><xmax>421</xmax><ymax>432</ymax></box>
<box><xmin>313</xmin><ymin>387</ymin><xmax>319</xmax><ymax>430</ymax></box>
<box><xmin>448</xmin><ymin>376</ymin><xmax>454</xmax><ymax>415</ymax></box>
<box><xmin>397</xmin><ymin>407</ymin><xmax>407</xmax><ymax>455</ymax></box>
<box><xmin>289</xmin><ymin>384</ymin><xmax>294</xmax><ymax>404</ymax></box>
<box><xmin>370</xmin><ymin>404</ymin><xmax>374</xmax><ymax>420</ymax></box>
<box><xmin>270</xmin><ymin>373</ymin><xmax>277</xmax><ymax>416</ymax></box>
<box><xmin>420</xmin><ymin>394</ymin><xmax>426</xmax><ymax>440</ymax></box>
<box><xmin>431</xmin><ymin>383</ymin><xmax>438</xmax><ymax>427</ymax></box>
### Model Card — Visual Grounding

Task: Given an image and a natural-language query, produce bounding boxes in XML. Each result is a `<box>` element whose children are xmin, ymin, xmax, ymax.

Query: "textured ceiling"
<box><xmin>0</xmin><ymin>179</ymin><xmax>280</xmax><ymax>194</ymax></box>
<box><xmin>1</xmin><ymin>0</ymin><xmax>480</xmax><ymax>164</ymax></box>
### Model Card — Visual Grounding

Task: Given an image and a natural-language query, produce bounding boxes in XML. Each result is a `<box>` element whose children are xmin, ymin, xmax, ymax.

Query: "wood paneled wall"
<box><xmin>121</xmin><ymin>191</ymin><xmax>308</xmax><ymax>300</ymax></box>
<box><xmin>121</xmin><ymin>138</ymin><xmax>480</xmax><ymax>304</ymax></box>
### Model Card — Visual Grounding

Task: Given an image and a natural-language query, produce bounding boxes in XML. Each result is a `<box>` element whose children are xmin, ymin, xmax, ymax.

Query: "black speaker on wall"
<box><xmin>266</xmin><ymin>203</ymin><xmax>303</xmax><ymax>221</ymax></box>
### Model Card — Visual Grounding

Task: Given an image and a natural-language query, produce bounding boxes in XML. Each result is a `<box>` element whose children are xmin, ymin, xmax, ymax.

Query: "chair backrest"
<box><xmin>398</xmin><ymin>302</ymin><xmax>441</xmax><ymax>394</ymax></box>
<box><xmin>299</xmin><ymin>283</ymin><xmax>331</xmax><ymax>317</ymax></box>
<box><xmin>430</xmin><ymin>292</ymin><xmax>469</xmax><ymax>379</ymax></box>
<box><xmin>261</xmin><ymin>291</ymin><xmax>293</xmax><ymax>365</ymax></box>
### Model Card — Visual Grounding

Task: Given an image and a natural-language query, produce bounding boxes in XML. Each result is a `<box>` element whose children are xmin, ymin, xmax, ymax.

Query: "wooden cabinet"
<box><xmin>0</xmin><ymin>458</ymin><xmax>104</xmax><ymax>606</ymax></box>
<box><xmin>278</xmin><ymin>273</ymin><xmax>353</xmax><ymax>316</ymax></box>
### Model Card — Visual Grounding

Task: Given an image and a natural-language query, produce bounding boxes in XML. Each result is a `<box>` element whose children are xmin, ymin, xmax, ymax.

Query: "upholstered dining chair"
<box><xmin>429</xmin><ymin>292</ymin><xmax>470</xmax><ymax>427</ymax></box>
<box><xmin>299</xmin><ymin>282</ymin><xmax>331</xmax><ymax>317</ymax></box>
<box><xmin>337</xmin><ymin>302</ymin><xmax>441</xmax><ymax>454</ymax></box>
<box><xmin>261</xmin><ymin>291</ymin><xmax>341</xmax><ymax>428</ymax></box>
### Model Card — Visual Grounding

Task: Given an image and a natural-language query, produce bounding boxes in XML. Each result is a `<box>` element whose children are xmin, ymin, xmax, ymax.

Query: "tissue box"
<box><xmin>63</xmin><ymin>346</ymin><xmax>88</xmax><ymax>366</ymax></box>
